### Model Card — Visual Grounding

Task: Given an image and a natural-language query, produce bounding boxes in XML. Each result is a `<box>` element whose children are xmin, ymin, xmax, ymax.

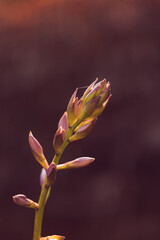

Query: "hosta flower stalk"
<box><xmin>12</xmin><ymin>78</ymin><xmax>111</xmax><ymax>240</ymax></box>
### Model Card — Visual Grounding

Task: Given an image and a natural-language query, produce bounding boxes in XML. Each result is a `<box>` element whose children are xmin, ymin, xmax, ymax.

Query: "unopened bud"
<box><xmin>12</xmin><ymin>194</ymin><xmax>39</xmax><ymax>210</ymax></box>
<box><xmin>40</xmin><ymin>235</ymin><xmax>65</xmax><ymax>240</ymax></box>
<box><xmin>45</xmin><ymin>163</ymin><xmax>57</xmax><ymax>188</ymax></box>
<box><xmin>57</xmin><ymin>157</ymin><xmax>95</xmax><ymax>170</ymax></box>
<box><xmin>82</xmin><ymin>78</ymin><xmax>98</xmax><ymax>99</ymax></box>
<box><xmin>53</xmin><ymin>127</ymin><xmax>65</xmax><ymax>155</ymax></box>
<box><xmin>78</xmin><ymin>96</ymin><xmax>100</xmax><ymax>122</ymax></box>
<box><xmin>67</xmin><ymin>88</ymin><xmax>78</xmax><ymax>126</ymax></box>
<box><xmin>58</xmin><ymin>112</ymin><xmax>69</xmax><ymax>133</ymax></box>
<box><xmin>90</xmin><ymin>94</ymin><xmax>112</xmax><ymax>118</ymax></box>
<box><xmin>40</xmin><ymin>168</ymin><xmax>46</xmax><ymax>187</ymax></box>
<box><xmin>69</xmin><ymin>118</ymin><xmax>97</xmax><ymax>142</ymax></box>
<box><xmin>97</xmin><ymin>82</ymin><xmax>111</xmax><ymax>107</ymax></box>
<box><xmin>29</xmin><ymin>132</ymin><xmax>49</xmax><ymax>170</ymax></box>
<box><xmin>84</xmin><ymin>83</ymin><xmax>101</xmax><ymax>103</ymax></box>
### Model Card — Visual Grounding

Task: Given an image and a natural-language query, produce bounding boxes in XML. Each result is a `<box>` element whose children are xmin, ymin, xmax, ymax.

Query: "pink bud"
<box><xmin>53</xmin><ymin>127</ymin><xmax>65</xmax><ymax>155</ymax></box>
<box><xmin>78</xmin><ymin>96</ymin><xmax>100</xmax><ymax>122</ymax></box>
<box><xmin>45</xmin><ymin>163</ymin><xmax>57</xmax><ymax>188</ymax></box>
<box><xmin>69</xmin><ymin>118</ymin><xmax>97</xmax><ymax>142</ymax></box>
<box><xmin>67</xmin><ymin>88</ymin><xmax>78</xmax><ymax>126</ymax></box>
<box><xmin>58</xmin><ymin>112</ymin><xmax>69</xmax><ymax>133</ymax></box>
<box><xmin>97</xmin><ymin>81</ymin><xmax>111</xmax><ymax>107</ymax></box>
<box><xmin>82</xmin><ymin>78</ymin><xmax>98</xmax><ymax>99</ymax></box>
<box><xmin>100</xmin><ymin>78</ymin><xmax>107</xmax><ymax>91</ymax></box>
<box><xmin>40</xmin><ymin>168</ymin><xmax>46</xmax><ymax>187</ymax></box>
<box><xmin>12</xmin><ymin>194</ymin><xmax>39</xmax><ymax>209</ymax></box>
<box><xmin>28</xmin><ymin>132</ymin><xmax>49</xmax><ymax>170</ymax></box>
<box><xmin>57</xmin><ymin>157</ymin><xmax>95</xmax><ymax>170</ymax></box>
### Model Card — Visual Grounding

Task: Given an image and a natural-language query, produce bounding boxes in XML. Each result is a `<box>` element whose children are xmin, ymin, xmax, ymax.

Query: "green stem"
<box><xmin>33</xmin><ymin>123</ymin><xmax>78</xmax><ymax>240</ymax></box>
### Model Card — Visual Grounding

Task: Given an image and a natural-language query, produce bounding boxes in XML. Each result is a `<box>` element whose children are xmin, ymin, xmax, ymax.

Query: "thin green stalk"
<box><xmin>33</xmin><ymin>123</ymin><xmax>78</xmax><ymax>240</ymax></box>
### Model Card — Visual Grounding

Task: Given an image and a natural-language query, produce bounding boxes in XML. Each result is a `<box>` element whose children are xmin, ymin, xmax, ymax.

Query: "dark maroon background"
<box><xmin>1</xmin><ymin>0</ymin><xmax>160</xmax><ymax>239</ymax></box>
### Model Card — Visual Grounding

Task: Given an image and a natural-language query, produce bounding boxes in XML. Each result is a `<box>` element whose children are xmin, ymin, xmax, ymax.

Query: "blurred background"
<box><xmin>1</xmin><ymin>0</ymin><xmax>160</xmax><ymax>239</ymax></box>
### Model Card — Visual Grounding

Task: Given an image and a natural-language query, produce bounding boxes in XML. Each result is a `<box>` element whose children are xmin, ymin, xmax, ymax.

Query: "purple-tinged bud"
<box><xmin>12</xmin><ymin>194</ymin><xmax>39</xmax><ymax>210</ymax></box>
<box><xmin>84</xmin><ymin>83</ymin><xmax>101</xmax><ymax>103</ymax></box>
<box><xmin>69</xmin><ymin>118</ymin><xmax>97</xmax><ymax>142</ymax></box>
<box><xmin>82</xmin><ymin>78</ymin><xmax>98</xmax><ymax>99</ymax></box>
<box><xmin>90</xmin><ymin>93</ymin><xmax>112</xmax><ymax>118</ymax></box>
<box><xmin>67</xmin><ymin>88</ymin><xmax>78</xmax><ymax>126</ymax></box>
<box><xmin>28</xmin><ymin>132</ymin><xmax>49</xmax><ymax>170</ymax></box>
<box><xmin>57</xmin><ymin>157</ymin><xmax>95</xmax><ymax>170</ymax></box>
<box><xmin>100</xmin><ymin>78</ymin><xmax>107</xmax><ymax>91</ymax></box>
<box><xmin>53</xmin><ymin>127</ymin><xmax>65</xmax><ymax>155</ymax></box>
<box><xmin>45</xmin><ymin>163</ymin><xmax>57</xmax><ymax>188</ymax></box>
<box><xmin>74</xmin><ymin>117</ymin><xmax>95</xmax><ymax>132</ymax></box>
<box><xmin>78</xmin><ymin>96</ymin><xmax>100</xmax><ymax>122</ymax></box>
<box><xmin>40</xmin><ymin>168</ymin><xmax>46</xmax><ymax>187</ymax></box>
<box><xmin>97</xmin><ymin>81</ymin><xmax>111</xmax><ymax>107</ymax></box>
<box><xmin>58</xmin><ymin>112</ymin><xmax>68</xmax><ymax>134</ymax></box>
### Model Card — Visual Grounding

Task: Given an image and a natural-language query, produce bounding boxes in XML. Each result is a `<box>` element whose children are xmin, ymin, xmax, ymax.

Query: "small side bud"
<box><xmin>57</xmin><ymin>157</ymin><xmax>95</xmax><ymax>170</ymax></box>
<box><xmin>53</xmin><ymin>127</ymin><xmax>65</xmax><ymax>155</ymax></box>
<box><xmin>12</xmin><ymin>194</ymin><xmax>39</xmax><ymax>210</ymax></box>
<box><xmin>40</xmin><ymin>168</ymin><xmax>46</xmax><ymax>187</ymax></box>
<box><xmin>29</xmin><ymin>132</ymin><xmax>49</xmax><ymax>170</ymax></box>
<box><xmin>69</xmin><ymin>118</ymin><xmax>97</xmax><ymax>142</ymax></box>
<box><xmin>45</xmin><ymin>163</ymin><xmax>57</xmax><ymax>188</ymax></box>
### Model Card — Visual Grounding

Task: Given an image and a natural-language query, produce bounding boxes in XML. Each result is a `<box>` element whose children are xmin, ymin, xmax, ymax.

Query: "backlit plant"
<box><xmin>13</xmin><ymin>78</ymin><xmax>111</xmax><ymax>240</ymax></box>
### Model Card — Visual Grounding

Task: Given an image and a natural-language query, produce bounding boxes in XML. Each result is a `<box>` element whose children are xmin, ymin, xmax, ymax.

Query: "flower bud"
<box><xmin>40</xmin><ymin>235</ymin><xmax>65</xmax><ymax>240</ymax></box>
<box><xmin>90</xmin><ymin>94</ymin><xmax>112</xmax><ymax>118</ymax></box>
<box><xmin>28</xmin><ymin>132</ymin><xmax>49</xmax><ymax>170</ymax></box>
<box><xmin>58</xmin><ymin>112</ymin><xmax>69</xmax><ymax>134</ymax></box>
<box><xmin>57</xmin><ymin>157</ymin><xmax>95</xmax><ymax>170</ymax></box>
<box><xmin>84</xmin><ymin>83</ymin><xmax>101</xmax><ymax>103</ymax></box>
<box><xmin>97</xmin><ymin>81</ymin><xmax>111</xmax><ymax>107</ymax></box>
<box><xmin>40</xmin><ymin>168</ymin><xmax>46</xmax><ymax>187</ymax></box>
<box><xmin>53</xmin><ymin>127</ymin><xmax>65</xmax><ymax>155</ymax></box>
<box><xmin>82</xmin><ymin>78</ymin><xmax>98</xmax><ymax>99</ymax></box>
<box><xmin>67</xmin><ymin>88</ymin><xmax>78</xmax><ymax>126</ymax></box>
<box><xmin>12</xmin><ymin>194</ymin><xmax>39</xmax><ymax>210</ymax></box>
<box><xmin>45</xmin><ymin>163</ymin><xmax>57</xmax><ymax>188</ymax></box>
<box><xmin>69</xmin><ymin>118</ymin><xmax>97</xmax><ymax>142</ymax></box>
<box><xmin>78</xmin><ymin>96</ymin><xmax>100</xmax><ymax>122</ymax></box>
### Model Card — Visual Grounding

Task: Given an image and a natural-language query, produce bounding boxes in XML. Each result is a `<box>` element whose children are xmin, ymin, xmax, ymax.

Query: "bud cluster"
<box><xmin>53</xmin><ymin>78</ymin><xmax>111</xmax><ymax>154</ymax></box>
